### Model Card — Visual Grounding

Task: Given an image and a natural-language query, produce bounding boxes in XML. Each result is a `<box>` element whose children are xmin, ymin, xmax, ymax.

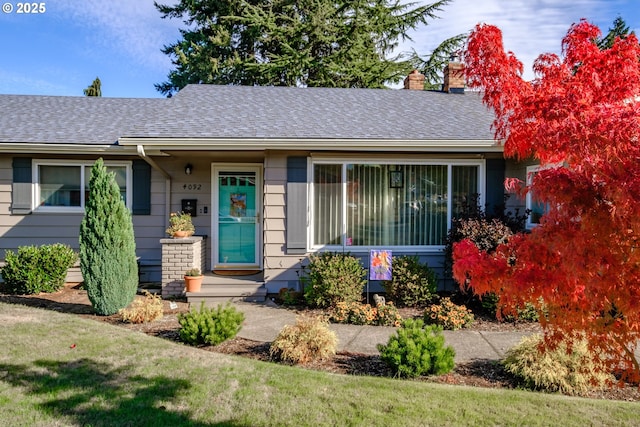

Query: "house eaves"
<box><xmin>118</xmin><ymin>137</ymin><xmax>504</xmax><ymax>153</ymax></box>
<box><xmin>0</xmin><ymin>143</ymin><xmax>141</xmax><ymax>155</ymax></box>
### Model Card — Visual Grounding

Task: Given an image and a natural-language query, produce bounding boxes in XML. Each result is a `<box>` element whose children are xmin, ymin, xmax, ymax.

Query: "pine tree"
<box><xmin>155</xmin><ymin>0</ymin><xmax>455</xmax><ymax>95</ymax></box>
<box><xmin>411</xmin><ymin>33</ymin><xmax>467</xmax><ymax>90</ymax></box>
<box><xmin>79</xmin><ymin>158</ymin><xmax>138</xmax><ymax>315</ymax></box>
<box><xmin>597</xmin><ymin>16</ymin><xmax>633</xmax><ymax>50</ymax></box>
<box><xmin>83</xmin><ymin>77</ymin><xmax>102</xmax><ymax>97</ymax></box>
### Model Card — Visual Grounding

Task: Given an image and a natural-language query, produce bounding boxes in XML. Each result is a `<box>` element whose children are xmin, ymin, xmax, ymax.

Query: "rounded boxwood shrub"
<box><xmin>377</xmin><ymin>318</ymin><xmax>455</xmax><ymax>378</ymax></box>
<box><xmin>0</xmin><ymin>244</ymin><xmax>77</xmax><ymax>294</ymax></box>
<box><xmin>382</xmin><ymin>256</ymin><xmax>437</xmax><ymax>307</ymax></box>
<box><xmin>301</xmin><ymin>252</ymin><xmax>366</xmax><ymax>308</ymax></box>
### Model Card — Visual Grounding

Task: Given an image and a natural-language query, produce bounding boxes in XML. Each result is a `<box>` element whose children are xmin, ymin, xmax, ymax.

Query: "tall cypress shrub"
<box><xmin>79</xmin><ymin>158</ymin><xmax>138</xmax><ymax>315</ymax></box>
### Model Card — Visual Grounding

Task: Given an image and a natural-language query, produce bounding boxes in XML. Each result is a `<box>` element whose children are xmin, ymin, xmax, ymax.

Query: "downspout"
<box><xmin>136</xmin><ymin>145</ymin><xmax>171</xmax><ymax>220</ymax></box>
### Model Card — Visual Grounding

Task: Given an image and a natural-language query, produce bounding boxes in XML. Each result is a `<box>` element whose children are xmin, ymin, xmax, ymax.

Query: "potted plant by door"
<box><xmin>184</xmin><ymin>268</ymin><xmax>203</xmax><ymax>292</ymax></box>
<box><xmin>166</xmin><ymin>211</ymin><xmax>195</xmax><ymax>238</ymax></box>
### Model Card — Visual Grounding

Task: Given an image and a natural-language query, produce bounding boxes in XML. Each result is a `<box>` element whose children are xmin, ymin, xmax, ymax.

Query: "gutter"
<box><xmin>0</xmin><ymin>143</ymin><xmax>137</xmax><ymax>154</ymax></box>
<box><xmin>118</xmin><ymin>137</ymin><xmax>504</xmax><ymax>153</ymax></box>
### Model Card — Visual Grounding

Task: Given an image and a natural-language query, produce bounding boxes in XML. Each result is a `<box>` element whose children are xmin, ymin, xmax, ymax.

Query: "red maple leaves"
<box><xmin>455</xmin><ymin>20</ymin><xmax>640</xmax><ymax>383</ymax></box>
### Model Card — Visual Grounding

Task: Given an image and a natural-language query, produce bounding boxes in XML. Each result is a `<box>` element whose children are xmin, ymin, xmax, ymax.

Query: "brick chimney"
<box><xmin>403</xmin><ymin>69</ymin><xmax>425</xmax><ymax>90</ymax></box>
<box><xmin>443</xmin><ymin>62</ymin><xmax>465</xmax><ymax>93</ymax></box>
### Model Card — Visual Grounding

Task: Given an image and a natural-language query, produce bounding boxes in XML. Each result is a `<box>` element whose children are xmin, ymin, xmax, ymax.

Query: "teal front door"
<box><xmin>212</xmin><ymin>165</ymin><xmax>262</xmax><ymax>270</ymax></box>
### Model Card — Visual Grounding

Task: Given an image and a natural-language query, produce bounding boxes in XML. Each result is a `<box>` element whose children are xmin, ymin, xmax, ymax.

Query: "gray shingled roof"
<box><xmin>127</xmin><ymin>85</ymin><xmax>496</xmax><ymax>141</ymax></box>
<box><xmin>0</xmin><ymin>95</ymin><xmax>164</xmax><ymax>145</ymax></box>
<box><xmin>0</xmin><ymin>85</ymin><xmax>496</xmax><ymax>145</ymax></box>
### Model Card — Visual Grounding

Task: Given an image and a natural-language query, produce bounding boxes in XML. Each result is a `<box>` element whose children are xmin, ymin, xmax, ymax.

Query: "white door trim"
<box><xmin>211</xmin><ymin>163</ymin><xmax>263</xmax><ymax>270</ymax></box>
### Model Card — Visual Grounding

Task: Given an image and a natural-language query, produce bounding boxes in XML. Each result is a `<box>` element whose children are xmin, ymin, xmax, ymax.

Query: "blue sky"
<box><xmin>1</xmin><ymin>0</ymin><xmax>638</xmax><ymax>98</ymax></box>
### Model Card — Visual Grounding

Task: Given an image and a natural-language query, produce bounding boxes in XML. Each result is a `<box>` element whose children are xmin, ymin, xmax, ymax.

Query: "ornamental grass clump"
<box><xmin>119</xmin><ymin>291</ymin><xmax>164</xmax><ymax>324</ymax></box>
<box><xmin>377</xmin><ymin>318</ymin><xmax>455</xmax><ymax>378</ymax></box>
<box><xmin>178</xmin><ymin>302</ymin><xmax>244</xmax><ymax>346</ymax></box>
<box><xmin>301</xmin><ymin>252</ymin><xmax>366</xmax><ymax>308</ymax></box>
<box><xmin>382</xmin><ymin>255</ymin><xmax>437</xmax><ymax>307</ymax></box>
<box><xmin>425</xmin><ymin>297</ymin><xmax>474</xmax><ymax>330</ymax></box>
<box><xmin>502</xmin><ymin>334</ymin><xmax>614</xmax><ymax>394</ymax></box>
<box><xmin>270</xmin><ymin>316</ymin><xmax>337</xmax><ymax>364</ymax></box>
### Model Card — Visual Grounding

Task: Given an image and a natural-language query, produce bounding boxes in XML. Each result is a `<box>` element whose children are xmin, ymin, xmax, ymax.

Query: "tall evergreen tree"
<box><xmin>155</xmin><ymin>0</ymin><xmax>455</xmax><ymax>95</ymax></box>
<box><xmin>79</xmin><ymin>158</ymin><xmax>138</xmax><ymax>315</ymax></box>
<box><xmin>411</xmin><ymin>33</ymin><xmax>466</xmax><ymax>90</ymax></box>
<box><xmin>83</xmin><ymin>77</ymin><xmax>102</xmax><ymax>97</ymax></box>
<box><xmin>597</xmin><ymin>16</ymin><xmax>633</xmax><ymax>50</ymax></box>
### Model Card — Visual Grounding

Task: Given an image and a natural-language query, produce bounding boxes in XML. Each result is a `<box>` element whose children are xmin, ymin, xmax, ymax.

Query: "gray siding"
<box><xmin>504</xmin><ymin>158</ymin><xmax>537</xmax><ymax>214</ymax></box>
<box><xmin>0</xmin><ymin>155</ymin><xmax>167</xmax><ymax>283</ymax></box>
<box><xmin>263</xmin><ymin>153</ymin><xmax>309</xmax><ymax>293</ymax></box>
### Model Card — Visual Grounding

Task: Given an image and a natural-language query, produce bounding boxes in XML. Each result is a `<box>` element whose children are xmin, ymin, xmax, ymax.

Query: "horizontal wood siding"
<box><xmin>264</xmin><ymin>218</ymin><xmax>285</xmax><ymax>231</ymax></box>
<box><xmin>0</xmin><ymin>155</ymin><xmax>167</xmax><ymax>284</ymax></box>
<box><xmin>263</xmin><ymin>153</ymin><xmax>309</xmax><ymax>293</ymax></box>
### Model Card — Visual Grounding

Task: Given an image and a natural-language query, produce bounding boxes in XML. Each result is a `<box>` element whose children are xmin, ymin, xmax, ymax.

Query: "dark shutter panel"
<box><xmin>286</xmin><ymin>157</ymin><xmax>308</xmax><ymax>254</ymax></box>
<box><xmin>485</xmin><ymin>158</ymin><xmax>505</xmax><ymax>216</ymax></box>
<box><xmin>12</xmin><ymin>157</ymin><xmax>32</xmax><ymax>214</ymax></box>
<box><xmin>132</xmin><ymin>160</ymin><xmax>151</xmax><ymax>215</ymax></box>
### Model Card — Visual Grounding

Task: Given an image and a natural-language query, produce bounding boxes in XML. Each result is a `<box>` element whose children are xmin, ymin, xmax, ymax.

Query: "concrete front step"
<box><xmin>186</xmin><ymin>272</ymin><xmax>267</xmax><ymax>304</ymax></box>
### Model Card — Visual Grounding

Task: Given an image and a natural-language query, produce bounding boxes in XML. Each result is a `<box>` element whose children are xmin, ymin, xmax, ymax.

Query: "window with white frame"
<box><xmin>35</xmin><ymin>160</ymin><xmax>131</xmax><ymax>211</ymax></box>
<box><xmin>311</xmin><ymin>160</ymin><xmax>483</xmax><ymax>249</ymax></box>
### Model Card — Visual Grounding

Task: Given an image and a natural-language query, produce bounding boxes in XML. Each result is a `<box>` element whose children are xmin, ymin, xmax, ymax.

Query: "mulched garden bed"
<box><xmin>1</xmin><ymin>284</ymin><xmax>638</xmax><ymax>402</ymax></box>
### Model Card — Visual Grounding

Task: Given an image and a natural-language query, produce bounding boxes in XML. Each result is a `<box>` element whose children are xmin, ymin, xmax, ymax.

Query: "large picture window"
<box><xmin>35</xmin><ymin>160</ymin><xmax>131</xmax><ymax>212</ymax></box>
<box><xmin>312</xmin><ymin>160</ymin><xmax>482</xmax><ymax>249</ymax></box>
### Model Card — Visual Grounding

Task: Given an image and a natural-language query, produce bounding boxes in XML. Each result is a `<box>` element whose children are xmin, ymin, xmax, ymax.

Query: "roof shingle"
<box><xmin>0</xmin><ymin>85</ymin><xmax>496</xmax><ymax>145</ymax></box>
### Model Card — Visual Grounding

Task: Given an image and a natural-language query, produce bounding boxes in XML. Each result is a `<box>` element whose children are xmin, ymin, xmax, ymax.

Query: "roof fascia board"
<box><xmin>118</xmin><ymin>137</ymin><xmax>504</xmax><ymax>153</ymax></box>
<box><xmin>0</xmin><ymin>144</ymin><xmax>143</xmax><ymax>155</ymax></box>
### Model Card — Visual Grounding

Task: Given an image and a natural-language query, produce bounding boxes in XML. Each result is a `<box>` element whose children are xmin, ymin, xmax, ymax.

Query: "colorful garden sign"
<box><xmin>370</xmin><ymin>249</ymin><xmax>392</xmax><ymax>280</ymax></box>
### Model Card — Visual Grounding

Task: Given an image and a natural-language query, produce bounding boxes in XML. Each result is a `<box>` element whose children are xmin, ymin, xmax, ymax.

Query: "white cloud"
<box><xmin>54</xmin><ymin>0</ymin><xmax>182</xmax><ymax>71</ymax></box>
<box><xmin>402</xmin><ymin>0</ymin><xmax>616</xmax><ymax>81</ymax></box>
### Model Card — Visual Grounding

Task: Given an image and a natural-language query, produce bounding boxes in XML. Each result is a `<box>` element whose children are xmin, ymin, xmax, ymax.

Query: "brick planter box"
<box><xmin>161</xmin><ymin>236</ymin><xmax>206</xmax><ymax>297</ymax></box>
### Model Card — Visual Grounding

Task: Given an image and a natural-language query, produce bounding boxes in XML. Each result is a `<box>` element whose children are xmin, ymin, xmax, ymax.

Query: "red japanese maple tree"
<box><xmin>453</xmin><ymin>21</ymin><xmax>640</xmax><ymax>382</ymax></box>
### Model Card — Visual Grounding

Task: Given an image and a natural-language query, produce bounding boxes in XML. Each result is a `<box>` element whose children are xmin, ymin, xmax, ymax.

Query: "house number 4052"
<box><xmin>183</xmin><ymin>184</ymin><xmax>202</xmax><ymax>190</ymax></box>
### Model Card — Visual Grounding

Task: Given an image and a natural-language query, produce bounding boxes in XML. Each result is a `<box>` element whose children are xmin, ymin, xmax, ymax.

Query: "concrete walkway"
<box><xmin>233</xmin><ymin>301</ymin><xmax>534</xmax><ymax>363</ymax></box>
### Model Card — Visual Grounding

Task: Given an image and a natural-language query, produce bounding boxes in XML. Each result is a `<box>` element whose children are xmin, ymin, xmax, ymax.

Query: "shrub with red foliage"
<box><xmin>454</xmin><ymin>20</ymin><xmax>640</xmax><ymax>383</ymax></box>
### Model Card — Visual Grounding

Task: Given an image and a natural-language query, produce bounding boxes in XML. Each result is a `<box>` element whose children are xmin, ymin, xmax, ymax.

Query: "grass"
<box><xmin>1</xmin><ymin>302</ymin><xmax>639</xmax><ymax>426</ymax></box>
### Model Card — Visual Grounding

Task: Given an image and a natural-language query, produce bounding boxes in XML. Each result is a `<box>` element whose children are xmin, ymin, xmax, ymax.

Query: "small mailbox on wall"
<box><xmin>182</xmin><ymin>199</ymin><xmax>197</xmax><ymax>217</ymax></box>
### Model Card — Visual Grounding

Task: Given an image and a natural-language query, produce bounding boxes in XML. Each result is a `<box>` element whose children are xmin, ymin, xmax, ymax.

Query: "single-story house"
<box><xmin>0</xmin><ymin>65</ymin><xmax>535</xmax><ymax>299</ymax></box>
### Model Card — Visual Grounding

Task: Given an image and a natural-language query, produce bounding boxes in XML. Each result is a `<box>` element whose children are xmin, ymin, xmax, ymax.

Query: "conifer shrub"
<box><xmin>382</xmin><ymin>255</ymin><xmax>437</xmax><ymax>307</ymax></box>
<box><xmin>270</xmin><ymin>316</ymin><xmax>337</xmax><ymax>364</ymax></box>
<box><xmin>502</xmin><ymin>334</ymin><xmax>614</xmax><ymax>394</ymax></box>
<box><xmin>377</xmin><ymin>318</ymin><xmax>455</xmax><ymax>378</ymax></box>
<box><xmin>79</xmin><ymin>158</ymin><xmax>138</xmax><ymax>315</ymax></box>
<box><xmin>301</xmin><ymin>252</ymin><xmax>366</xmax><ymax>308</ymax></box>
<box><xmin>119</xmin><ymin>291</ymin><xmax>164</xmax><ymax>324</ymax></box>
<box><xmin>178</xmin><ymin>302</ymin><xmax>245</xmax><ymax>346</ymax></box>
<box><xmin>0</xmin><ymin>244</ymin><xmax>77</xmax><ymax>294</ymax></box>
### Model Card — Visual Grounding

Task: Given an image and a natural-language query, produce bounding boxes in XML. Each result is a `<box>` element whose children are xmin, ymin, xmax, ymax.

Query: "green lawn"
<box><xmin>1</xmin><ymin>302</ymin><xmax>638</xmax><ymax>427</ymax></box>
